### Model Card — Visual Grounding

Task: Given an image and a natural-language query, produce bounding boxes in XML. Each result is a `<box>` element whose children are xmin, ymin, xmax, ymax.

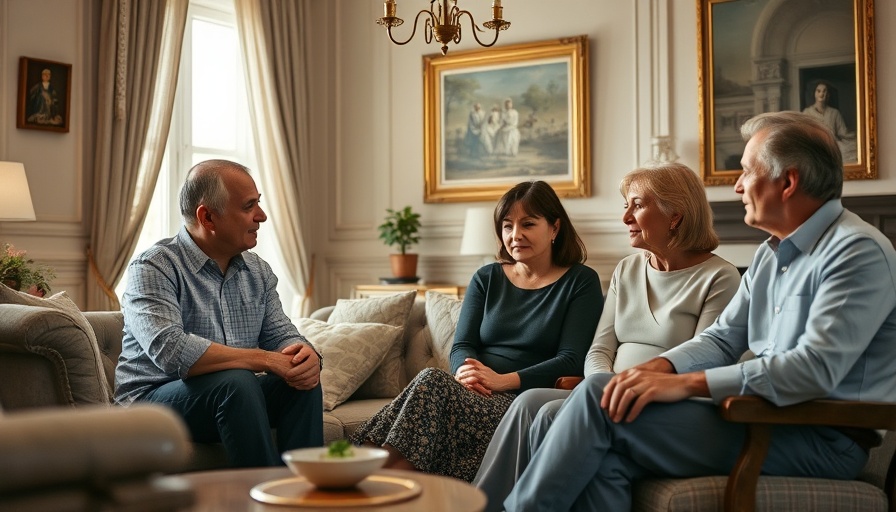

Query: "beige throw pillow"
<box><xmin>295</xmin><ymin>318</ymin><xmax>403</xmax><ymax>411</ymax></box>
<box><xmin>0</xmin><ymin>284</ymin><xmax>112</xmax><ymax>403</ymax></box>
<box><xmin>424</xmin><ymin>291</ymin><xmax>464</xmax><ymax>370</ymax></box>
<box><xmin>327</xmin><ymin>290</ymin><xmax>416</xmax><ymax>398</ymax></box>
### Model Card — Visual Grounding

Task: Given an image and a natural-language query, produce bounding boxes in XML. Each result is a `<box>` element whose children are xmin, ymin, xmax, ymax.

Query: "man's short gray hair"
<box><xmin>740</xmin><ymin>111</ymin><xmax>843</xmax><ymax>201</ymax></box>
<box><xmin>179</xmin><ymin>160</ymin><xmax>252</xmax><ymax>227</ymax></box>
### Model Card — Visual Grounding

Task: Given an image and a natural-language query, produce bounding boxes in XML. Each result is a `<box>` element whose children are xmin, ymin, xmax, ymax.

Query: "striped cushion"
<box><xmin>633</xmin><ymin>476</ymin><xmax>887</xmax><ymax>512</ymax></box>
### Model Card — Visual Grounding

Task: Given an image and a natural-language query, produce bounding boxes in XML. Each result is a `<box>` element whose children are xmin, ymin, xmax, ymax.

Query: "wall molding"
<box><xmin>635</xmin><ymin>0</ymin><xmax>676</xmax><ymax>165</ymax></box>
<box><xmin>712</xmin><ymin>195</ymin><xmax>896</xmax><ymax>244</ymax></box>
<box><xmin>319</xmin><ymin>248</ymin><xmax>631</xmax><ymax>306</ymax></box>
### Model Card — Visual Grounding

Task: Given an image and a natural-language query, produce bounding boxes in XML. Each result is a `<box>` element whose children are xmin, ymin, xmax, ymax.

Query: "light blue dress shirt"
<box><xmin>115</xmin><ymin>226</ymin><xmax>313</xmax><ymax>405</ymax></box>
<box><xmin>664</xmin><ymin>199</ymin><xmax>896</xmax><ymax>406</ymax></box>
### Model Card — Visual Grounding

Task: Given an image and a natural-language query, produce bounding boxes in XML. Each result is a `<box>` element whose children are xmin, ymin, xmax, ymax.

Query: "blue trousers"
<box><xmin>144</xmin><ymin>369</ymin><xmax>323</xmax><ymax>467</ymax></box>
<box><xmin>474</xmin><ymin>388</ymin><xmax>571</xmax><ymax>512</ymax></box>
<box><xmin>505</xmin><ymin>373</ymin><xmax>868</xmax><ymax>512</ymax></box>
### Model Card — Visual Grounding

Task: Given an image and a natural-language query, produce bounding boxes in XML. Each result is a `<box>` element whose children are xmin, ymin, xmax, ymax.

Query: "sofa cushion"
<box><xmin>295</xmin><ymin>318</ymin><xmax>402</xmax><ymax>411</ymax></box>
<box><xmin>327</xmin><ymin>290</ymin><xmax>416</xmax><ymax>398</ymax></box>
<box><xmin>323</xmin><ymin>398</ymin><xmax>393</xmax><ymax>443</ymax></box>
<box><xmin>423</xmin><ymin>291</ymin><xmax>464</xmax><ymax>370</ymax></box>
<box><xmin>0</xmin><ymin>286</ymin><xmax>111</xmax><ymax>403</ymax></box>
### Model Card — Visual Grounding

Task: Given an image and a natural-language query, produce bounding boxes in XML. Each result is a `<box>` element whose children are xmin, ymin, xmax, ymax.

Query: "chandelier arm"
<box><xmin>455</xmin><ymin>10</ymin><xmax>501</xmax><ymax>47</ymax></box>
<box><xmin>385</xmin><ymin>9</ymin><xmax>437</xmax><ymax>46</ymax></box>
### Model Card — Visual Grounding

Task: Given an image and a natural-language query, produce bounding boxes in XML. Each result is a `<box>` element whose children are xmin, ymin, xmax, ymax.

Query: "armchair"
<box><xmin>555</xmin><ymin>377</ymin><xmax>896</xmax><ymax>511</ymax></box>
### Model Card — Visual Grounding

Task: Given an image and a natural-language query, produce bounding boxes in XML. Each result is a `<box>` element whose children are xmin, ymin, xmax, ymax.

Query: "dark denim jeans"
<box><xmin>144</xmin><ymin>369</ymin><xmax>323</xmax><ymax>467</ymax></box>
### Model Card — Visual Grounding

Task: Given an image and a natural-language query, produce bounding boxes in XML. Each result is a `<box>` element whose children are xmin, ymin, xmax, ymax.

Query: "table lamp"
<box><xmin>0</xmin><ymin>162</ymin><xmax>36</xmax><ymax>221</ymax></box>
<box><xmin>460</xmin><ymin>207</ymin><xmax>496</xmax><ymax>266</ymax></box>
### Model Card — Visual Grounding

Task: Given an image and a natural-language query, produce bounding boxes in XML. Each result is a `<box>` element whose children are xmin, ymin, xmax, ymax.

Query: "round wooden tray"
<box><xmin>250</xmin><ymin>474</ymin><xmax>422</xmax><ymax>507</ymax></box>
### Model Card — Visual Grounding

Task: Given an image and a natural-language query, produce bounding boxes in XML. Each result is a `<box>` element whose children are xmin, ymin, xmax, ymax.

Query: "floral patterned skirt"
<box><xmin>350</xmin><ymin>367</ymin><xmax>516</xmax><ymax>482</ymax></box>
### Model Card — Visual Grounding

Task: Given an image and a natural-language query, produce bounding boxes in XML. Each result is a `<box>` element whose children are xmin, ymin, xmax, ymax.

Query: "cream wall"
<box><xmin>0</xmin><ymin>0</ymin><xmax>893</xmax><ymax>309</ymax></box>
<box><xmin>0</xmin><ymin>0</ymin><xmax>96</xmax><ymax>306</ymax></box>
<box><xmin>308</xmin><ymin>0</ymin><xmax>896</xmax><ymax>306</ymax></box>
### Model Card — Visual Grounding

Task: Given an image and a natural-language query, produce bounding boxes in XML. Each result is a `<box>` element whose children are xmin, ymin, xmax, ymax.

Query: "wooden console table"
<box><xmin>351</xmin><ymin>283</ymin><xmax>466</xmax><ymax>300</ymax></box>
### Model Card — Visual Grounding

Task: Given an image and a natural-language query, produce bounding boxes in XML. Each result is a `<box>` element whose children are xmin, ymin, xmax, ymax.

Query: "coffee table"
<box><xmin>174</xmin><ymin>467</ymin><xmax>487</xmax><ymax>511</ymax></box>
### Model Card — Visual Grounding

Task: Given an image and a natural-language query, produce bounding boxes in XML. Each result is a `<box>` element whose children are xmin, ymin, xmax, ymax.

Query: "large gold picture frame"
<box><xmin>698</xmin><ymin>0</ymin><xmax>876</xmax><ymax>185</ymax></box>
<box><xmin>423</xmin><ymin>36</ymin><xmax>590</xmax><ymax>203</ymax></box>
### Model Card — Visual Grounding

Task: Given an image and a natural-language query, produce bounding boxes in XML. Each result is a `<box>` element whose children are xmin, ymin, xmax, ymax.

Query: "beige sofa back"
<box><xmin>0</xmin><ymin>305</ymin><xmax>119</xmax><ymax>410</ymax></box>
<box><xmin>1</xmin><ymin>296</ymin><xmax>455</xmax><ymax>456</ymax></box>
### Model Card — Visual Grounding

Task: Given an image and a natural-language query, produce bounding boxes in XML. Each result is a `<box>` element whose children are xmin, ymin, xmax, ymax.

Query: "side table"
<box><xmin>351</xmin><ymin>283</ymin><xmax>466</xmax><ymax>300</ymax></box>
<box><xmin>174</xmin><ymin>467</ymin><xmax>486</xmax><ymax>512</ymax></box>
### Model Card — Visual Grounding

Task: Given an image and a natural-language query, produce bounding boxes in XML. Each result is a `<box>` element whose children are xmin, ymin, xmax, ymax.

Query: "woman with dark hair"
<box><xmin>474</xmin><ymin>164</ymin><xmax>741</xmax><ymax>511</ymax></box>
<box><xmin>801</xmin><ymin>80</ymin><xmax>857</xmax><ymax>161</ymax></box>
<box><xmin>351</xmin><ymin>180</ymin><xmax>604</xmax><ymax>482</ymax></box>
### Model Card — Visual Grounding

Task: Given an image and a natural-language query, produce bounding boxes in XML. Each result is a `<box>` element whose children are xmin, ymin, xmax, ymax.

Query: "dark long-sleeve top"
<box><xmin>449</xmin><ymin>262</ymin><xmax>604</xmax><ymax>392</ymax></box>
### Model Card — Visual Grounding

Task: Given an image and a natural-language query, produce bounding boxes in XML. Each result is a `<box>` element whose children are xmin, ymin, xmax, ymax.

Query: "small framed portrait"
<box><xmin>17</xmin><ymin>56</ymin><xmax>72</xmax><ymax>133</ymax></box>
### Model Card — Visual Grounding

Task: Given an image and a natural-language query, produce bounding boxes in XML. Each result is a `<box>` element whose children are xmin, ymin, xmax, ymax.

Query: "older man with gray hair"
<box><xmin>116</xmin><ymin>160</ymin><xmax>323</xmax><ymax>467</ymax></box>
<box><xmin>502</xmin><ymin>111</ymin><xmax>896</xmax><ymax>511</ymax></box>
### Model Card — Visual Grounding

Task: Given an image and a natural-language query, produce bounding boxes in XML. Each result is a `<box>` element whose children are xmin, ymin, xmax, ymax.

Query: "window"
<box><xmin>117</xmin><ymin>0</ymin><xmax>296</xmax><ymax>310</ymax></box>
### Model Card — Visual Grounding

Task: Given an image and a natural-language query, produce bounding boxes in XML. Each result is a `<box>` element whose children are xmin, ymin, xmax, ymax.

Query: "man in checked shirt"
<box><xmin>115</xmin><ymin>159</ymin><xmax>323</xmax><ymax>467</ymax></box>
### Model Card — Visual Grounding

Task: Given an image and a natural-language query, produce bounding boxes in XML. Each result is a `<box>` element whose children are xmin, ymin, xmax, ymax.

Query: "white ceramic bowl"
<box><xmin>281</xmin><ymin>446</ymin><xmax>389</xmax><ymax>488</ymax></box>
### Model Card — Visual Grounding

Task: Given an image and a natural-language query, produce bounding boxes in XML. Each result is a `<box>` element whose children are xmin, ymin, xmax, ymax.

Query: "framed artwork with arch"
<box><xmin>697</xmin><ymin>0</ymin><xmax>876</xmax><ymax>185</ymax></box>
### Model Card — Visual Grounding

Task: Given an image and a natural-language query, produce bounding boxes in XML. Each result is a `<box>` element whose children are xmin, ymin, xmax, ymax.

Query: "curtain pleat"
<box><xmin>87</xmin><ymin>0</ymin><xmax>188</xmax><ymax>310</ymax></box>
<box><xmin>234</xmin><ymin>0</ymin><xmax>315</xmax><ymax>317</ymax></box>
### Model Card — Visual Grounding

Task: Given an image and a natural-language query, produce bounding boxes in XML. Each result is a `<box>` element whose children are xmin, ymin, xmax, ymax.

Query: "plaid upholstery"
<box><xmin>632</xmin><ymin>431</ymin><xmax>896</xmax><ymax>511</ymax></box>
<box><xmin>633</xmin><ymin>476</ymin><xmax>887</xmax><ymax>512</ymax></box>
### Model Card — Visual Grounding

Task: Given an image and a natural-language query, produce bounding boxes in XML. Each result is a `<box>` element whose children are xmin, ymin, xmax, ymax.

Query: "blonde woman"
<box><xmin>474</xmin><ymin>163</ymin><xmax>741</xmax><ymax>511</ymax></box>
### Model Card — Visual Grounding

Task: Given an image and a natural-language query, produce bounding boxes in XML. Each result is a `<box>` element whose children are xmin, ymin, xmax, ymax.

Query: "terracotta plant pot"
<box><xmin>389</xmin><ymin>254</ymin><xmax>418</xmax><ymax>278</ymax></box>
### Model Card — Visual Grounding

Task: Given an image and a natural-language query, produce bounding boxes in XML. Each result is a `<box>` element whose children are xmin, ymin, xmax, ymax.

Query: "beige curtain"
<box><xmin>87</xmin><ymin>0</ymin><xmax>188</xmax><ymax>310</ymax></box>
<box><xmin>234</xmin><ymin>0</ymin><xmax>315</xmax><ymax>317</ymax></box>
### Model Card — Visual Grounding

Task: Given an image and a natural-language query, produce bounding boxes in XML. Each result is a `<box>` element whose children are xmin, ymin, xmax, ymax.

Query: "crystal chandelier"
<box><xmin>376</xmin><ymin>1</ymin><xmax>510</xmax><ymax>56</ymax></box>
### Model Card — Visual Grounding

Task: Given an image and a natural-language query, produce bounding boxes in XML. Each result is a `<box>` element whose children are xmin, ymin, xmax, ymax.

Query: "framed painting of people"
<box><xmin>17</xmin><ymin>56</ymin><xmax>72</xmax><ymax>133</ymax></box>
<box><xmin>423</xmin><ymin>36</ymin><xmax>591</xmax><ymax>203</ymax></box>
<box><xmin>698</xmin><ymin>0</ymin><xmax>876</xmax><ymax>185</ymax></box>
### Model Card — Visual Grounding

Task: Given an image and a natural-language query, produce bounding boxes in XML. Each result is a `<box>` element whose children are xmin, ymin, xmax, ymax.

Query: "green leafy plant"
<box><xmin>325</xmin><ymin>439</ymin><xmax>355</xmax><ymax>458</ymax></box>
<box><xmin>377</xmin><ymin>206</ymin><xmax>421</xmax><ymax>255</ymax></box>
<box><xmin>0</xmin><ymin>243</ymin><xmax>55</xmax><ymax>296</ymax></box>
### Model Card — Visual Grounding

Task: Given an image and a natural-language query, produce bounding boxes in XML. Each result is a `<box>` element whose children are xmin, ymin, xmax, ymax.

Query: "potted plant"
<box><xmin>0</xmin><ymin>243</ymin><xmax>55</xmax><ymax>297</ymax></box>
<box><xmin>377</xmin><ymin>206</ymin><xmax>422</xmax><ymax>278</ymax></box>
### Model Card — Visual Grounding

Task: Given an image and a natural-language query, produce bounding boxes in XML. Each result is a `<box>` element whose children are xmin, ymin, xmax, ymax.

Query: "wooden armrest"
<box><xmin>555</xmin><ymin>376</ymin><xmax>584</xmax><ymax>390</ymax></box>
<box><xmin>720</xmin><ymin>396</ymin><xmax>896</xmax><ymax>512</ymax></box>
<box><xmin>721</xmin><ymin>395</ymin><xmax>896</xmax><ymax>430</ymax></box>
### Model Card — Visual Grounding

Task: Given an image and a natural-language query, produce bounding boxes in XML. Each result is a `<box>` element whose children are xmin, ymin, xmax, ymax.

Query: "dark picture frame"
<box><xmin>697</xmin><ymin>0</ymin><xmax>876</xmax><ymax>185</ymax></box>
<box><xmin>423</xmin><ymin>36</ymin><xmax>590</xmax><ymax>203</ymax></box>
<box><xmin>16</xmin><ymin>56</ymin><xmax>72</xmax><ymax>133</ymax></box>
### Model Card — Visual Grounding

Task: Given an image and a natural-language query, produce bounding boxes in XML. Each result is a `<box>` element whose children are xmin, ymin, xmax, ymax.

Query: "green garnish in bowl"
<box><xmin>325</xmin><ymin>439</ymin><xmax>355</xmax><ymax>458</ymax></box>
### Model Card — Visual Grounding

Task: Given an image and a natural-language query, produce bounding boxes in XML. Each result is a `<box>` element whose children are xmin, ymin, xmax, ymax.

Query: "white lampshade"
<box><xmin>0</xmin><ymin>162</ymin><xmax>36</xmax><ymax>221</ymax></box>
<box><xmin>460</xmin><ymin>207</ymin><xmax>496</xmax><ymax>257</ymax></box>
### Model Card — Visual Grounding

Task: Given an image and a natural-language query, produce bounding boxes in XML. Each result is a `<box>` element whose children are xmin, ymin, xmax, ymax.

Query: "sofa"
<box><xmin>0</xmin><ymin>403</ymin><xmax>196</xmax><ymax>512</ymax></box>
<box><xmin>0</xmin><ymin>287</ymin><xmax>461</xmax><ymax>471</ymax></box>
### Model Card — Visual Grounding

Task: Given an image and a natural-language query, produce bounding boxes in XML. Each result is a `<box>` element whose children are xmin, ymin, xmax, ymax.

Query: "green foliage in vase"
<box><xmin>377</xmin><ymin>206</ymin><xmax>421</xmax><ymax>255</ymax></box>
<box><xmin>0</xmin><ymin>243</ymin><xmax>55</xmax><ymax>295</ymax></box>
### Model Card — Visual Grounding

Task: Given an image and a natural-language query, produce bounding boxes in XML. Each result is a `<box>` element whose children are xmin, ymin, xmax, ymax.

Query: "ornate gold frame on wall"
<box><xmin>423</xmin><ymin>35</ymin><xmax>591</xmax><ymax>203</ymax></box>
<box><xmin>698</xmin><ymin>0</ymin><xmax>877</xmax><ymax>186</ymax></box>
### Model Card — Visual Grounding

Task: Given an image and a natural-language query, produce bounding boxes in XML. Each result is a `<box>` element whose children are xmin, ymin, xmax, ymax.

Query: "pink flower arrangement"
<box><xmin>0</xmin><ymin>243</ymin><xmax>55</xmax><ymax>296</ymax></box>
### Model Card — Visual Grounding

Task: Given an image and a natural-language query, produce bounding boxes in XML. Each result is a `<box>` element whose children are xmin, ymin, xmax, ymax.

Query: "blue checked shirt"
<box><xmin>664</xmin><ymin>200</ymin><xmax>896</xmax><ymax>406</ymax></box>
<box><xmin>115</xmin><ymin>226</ymin><xmax>315</xmax><ymax>405</ymax></box>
